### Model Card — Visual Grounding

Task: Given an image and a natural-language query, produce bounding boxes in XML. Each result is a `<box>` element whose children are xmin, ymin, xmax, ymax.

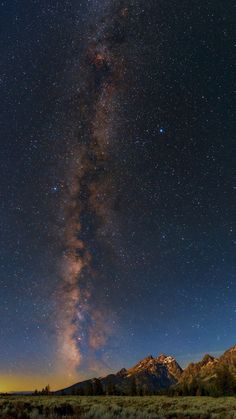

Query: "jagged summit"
<box><xmin>178</xmin><ymin>346</ymin><xmax>236</xmax><ymax>387</ymax></box>
<box><xmin>220</xmin><ymin>344</ymin><xmax>236</xmax><ymax>368</ymax></box>
<box><xmin>129</xmin><ymin>355</ymin><xmax>155</xmax><ymax>371</ymax></box>
<box><xmin>116</xmin><ymin>368</ymin><xmax>127</xmax><ymax>377</ymax></box>
<box><xmin>55</xmin><ymin>344</ymin><xmax>236</xmax><ymax>395</ymax></box>
<box><xmin>201</xmin><ymin>354</ymin><xmax>216</xmax><ymax>365</ymax></box>
<box><xmin>55</xmin><ymin>352</ymin><xmax>183</xmax><ymax>395</ymax></box>
<box><xmin>223</xmin><ymin>344</ymin><xmax>236</xmax><ymax>354</ymax></box>
<box><xmin>127</xmin><ymin>353</ymin><xmax>182</xmax><ymax>379</ymax></box>
<box><xmin>157</xmin><ymin>354</ymin><xmax>175</xmax><ymax>363</ymax></box>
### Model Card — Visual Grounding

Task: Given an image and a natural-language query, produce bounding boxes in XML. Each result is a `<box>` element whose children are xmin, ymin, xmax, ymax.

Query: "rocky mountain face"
<box><xmin>55</xmin><ymin>354</ymin><xmax>183</xmax><ymax>395</ymax></box>
<box><xmin>179</xmin><ymin>345</ymin><xmax>236</xmax><ymax>386</ymax></box>
<box><xmin>156</xmin><ymin>354</ymin><xmax>183</xmax><ymax>380</ymax></box>
<box><xmin>55</xmin><ymin>345</ymin><xmax>236</xmax><ymax>395</ymax></box>
<box><xmin>174</xmin><ymin>345</ymin><xmax>236</xmax><ymax>396</ymax></box>
<box><xmin>178</xmin><ymin>354</ymin><xmax>219</xmax><ymax>385</ymax></box>
<box><xmin>219</xmin><ymin>345</ymin><xmax>236</xmax><ymax>370</ymax></box>
<box><xmin>122</xmin><ymin>354</ymin><xmax>183</xmax><ymax>393</ymax></box>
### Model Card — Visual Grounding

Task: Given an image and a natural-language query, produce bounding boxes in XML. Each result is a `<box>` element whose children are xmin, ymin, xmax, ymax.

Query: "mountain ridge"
<box><xmin>54</xmin><ymin>344</ymin><xmax>236</xmax><ymax>396</ymax></box>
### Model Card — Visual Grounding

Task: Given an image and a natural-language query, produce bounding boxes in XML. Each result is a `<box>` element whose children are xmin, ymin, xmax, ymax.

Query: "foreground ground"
<box><xmin>0</xmin><ymin>395</ymin><xmax>236</xmax><ymax>418</ymax></box>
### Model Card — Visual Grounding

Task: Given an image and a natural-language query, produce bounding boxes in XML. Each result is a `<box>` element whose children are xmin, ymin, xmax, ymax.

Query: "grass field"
<box><xmin>0</xmin><ymin>395</ymin><xmax>236</xmax><ymax>418</ymax></box>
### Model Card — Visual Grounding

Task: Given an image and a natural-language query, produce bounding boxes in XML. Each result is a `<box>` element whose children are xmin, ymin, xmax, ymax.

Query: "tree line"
<box><xmin>60</xmin><ymin>378</ymin><xmax>158</xmax><ymax>397</ymax></box>
<box><xmin>33</xmin><ymin>366</ymin><xmax>236</xmax><ymax>397</ymax></box>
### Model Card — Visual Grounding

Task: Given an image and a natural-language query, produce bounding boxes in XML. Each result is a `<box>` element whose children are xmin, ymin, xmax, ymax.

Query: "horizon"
<box><xmin>1</xmin><ymin>344</ymin><xmax>233</xmax><ymax>393</ymax></box>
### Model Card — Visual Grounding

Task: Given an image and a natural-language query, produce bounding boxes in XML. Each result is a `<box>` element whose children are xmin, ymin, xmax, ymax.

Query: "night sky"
<box><xmin>0</xmin><ymin>0</ymin><xmax>235</xmax><ymax>391</ymax></box>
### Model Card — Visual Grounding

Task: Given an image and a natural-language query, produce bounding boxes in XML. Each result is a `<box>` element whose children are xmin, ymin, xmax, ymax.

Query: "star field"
<box><xmin>0</xmin><ymin>0</ymin><xmax>235</xmax><ymax>391</ymax></box>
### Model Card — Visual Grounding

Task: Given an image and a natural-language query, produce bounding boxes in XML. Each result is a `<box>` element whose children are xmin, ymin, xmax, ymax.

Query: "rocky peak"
<box><xmin>143</xmin><ymin>355</ymin><xmax>154</xmax><ymax>362</ymax></box>
<box><xmin>128</xmin><ymin>355</ymin><xmax>161</xmax><ymax>375</ymax></box>
<box><xmin>224</xmin><ymin>344</ymin><xmax>236</xmax><ymax>354</ymax></box>
<box><xmin>220</xmin><ymin>344</ymin><xmax>236</xmax><ymax>367</ymax></box>
<box><xmin>55</xmin><ymin>343</ymin><xmax>236</xmax><ymax>396</ymax></box>
<box><xmin>126</xmin><ymin>353</ymin><xmax>183</xmax><ymax>382</ymax></box>
<box><xmin>201</xmin><ymin>354</ymin><xmax>216</xmax><ymax>366</ymax></box>
<box><xmin>132</xmin><ymin>355</ymin><xmax>154</xmax><ymax>369</ymax></box>
<box><xmin>116</xmin><ymin>368</ymin><xmax>127</xmax><ymax>377</ymax></box>
<box><xmin>157</xmin><ymin>354</ymin><xmax>176</xmax><ymax>364</ymax></box>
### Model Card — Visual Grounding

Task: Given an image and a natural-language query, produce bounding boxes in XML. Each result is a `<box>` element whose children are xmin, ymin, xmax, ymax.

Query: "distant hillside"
<box><xmin>55</xmin><ymin>344</ymin><xmax>236</xmax><ymax>396</ymax></box>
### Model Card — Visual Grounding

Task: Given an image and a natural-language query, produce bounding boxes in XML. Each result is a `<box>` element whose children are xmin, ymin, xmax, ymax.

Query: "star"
<box><xmin>51</xmin><ymin>185</ymin><xmax>59</xmax><ymax>193</ymax></box>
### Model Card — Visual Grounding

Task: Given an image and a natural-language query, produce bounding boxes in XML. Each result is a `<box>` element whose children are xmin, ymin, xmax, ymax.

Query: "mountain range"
<box><xmin>55</xmin><ymin>344</ymin><xmax>236</xmax><ymax>396</ymax></box>
<box><xmin>177</xmin><ymin>345</ymin><xmax>236</xmax><ymax>390</ymax></box>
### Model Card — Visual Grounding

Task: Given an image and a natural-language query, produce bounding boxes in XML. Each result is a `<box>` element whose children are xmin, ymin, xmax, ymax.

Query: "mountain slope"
<box><xmin>179</xmin><ymin>345</ymin><xmax>236</xmax><ymax>386</ymax></box>
<box><xmin>54</xmin><ymin>344</ymin><xmax>236</xmax><ymax>396</ymax></box>
<box><xmin>219</xmin><ymin>344</ymin><xmax>236</xmax><ymax>371</ymax></box>
<box><xmin>178</xmin><ymin>354</ymin><xmax>219</xmax><ymax>385</ymax></box>
<box><xmin>174</xmin><ymin>345</ymin><xmax>236</xmax><ymax>396</ymax></box>
<box><xmin>55</xmin><ymin>353</ymin><xmax>183</xmax><ymax>395</ymax></box>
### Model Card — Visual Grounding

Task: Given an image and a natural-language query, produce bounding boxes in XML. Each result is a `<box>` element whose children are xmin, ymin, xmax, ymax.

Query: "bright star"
<box><xmin>52</xmin><ymin>186</ymin><xmax>59</xmax><ymax>192</ymax></box>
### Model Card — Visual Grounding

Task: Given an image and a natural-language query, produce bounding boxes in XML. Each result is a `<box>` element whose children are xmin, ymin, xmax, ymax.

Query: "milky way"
<box><xmin>56</xmin><ymin>2</ymin><xmax>129</xmax><ymax>376</ymax></box>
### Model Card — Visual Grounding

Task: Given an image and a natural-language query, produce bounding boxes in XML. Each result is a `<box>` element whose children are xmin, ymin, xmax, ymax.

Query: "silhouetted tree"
<box><xmin>142</xmin><ymin>384</ymin><xmax>151</xmax><ymax>396</ymax></box>
<box><xmin>215</xmin><ymin>366</ymin><xmax>236</xmax><ymax>396</ymax></box>
<box><xmin>188</xmin><ymin>378</ymin><xmax>199</xmax><ymax>396</ymax></box>
<box><xmin>106</xmin><ymin>381</ymin><xmax>116</xmax><ymax>395</ymax></box>
<box><xmin>41</xmin><ymin>385</ymin><xmax>51</xmax><ymax>395</ymax></box>
<box><xmin>138</xmin><ymin>387</ymin><xmax>144</xmax><ymax>396</ymax></box>
<box><xmin>84</xmin><ymin>382</ymin><xmax>93</xmax><ymax>396</ymax></box>
<box><xmin>130</xmin><ymin>378</ymin><xmax>137</xmax><ymax>396</ymax></box>
<box><xmin>76</xmin><ymin>387</ymin><xmax>85</xmax><ymax>396</ymax></box>
<box><xmin>93</xmin><ymin>379</ymin><xmax>104</xmax><ymax>395</ymax></box>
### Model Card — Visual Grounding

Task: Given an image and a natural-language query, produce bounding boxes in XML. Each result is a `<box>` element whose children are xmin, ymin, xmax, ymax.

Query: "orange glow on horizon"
<box><xmin>0</xmin><ymin>372</ymin><xmax>86</xmax><ymax>393</ymax></box>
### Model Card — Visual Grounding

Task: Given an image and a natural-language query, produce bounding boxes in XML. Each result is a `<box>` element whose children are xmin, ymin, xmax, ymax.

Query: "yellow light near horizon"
<box><xmin>0</xmin><ymin>373</ymin><xmax>79</xmax><ymax>393</ymax></box>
